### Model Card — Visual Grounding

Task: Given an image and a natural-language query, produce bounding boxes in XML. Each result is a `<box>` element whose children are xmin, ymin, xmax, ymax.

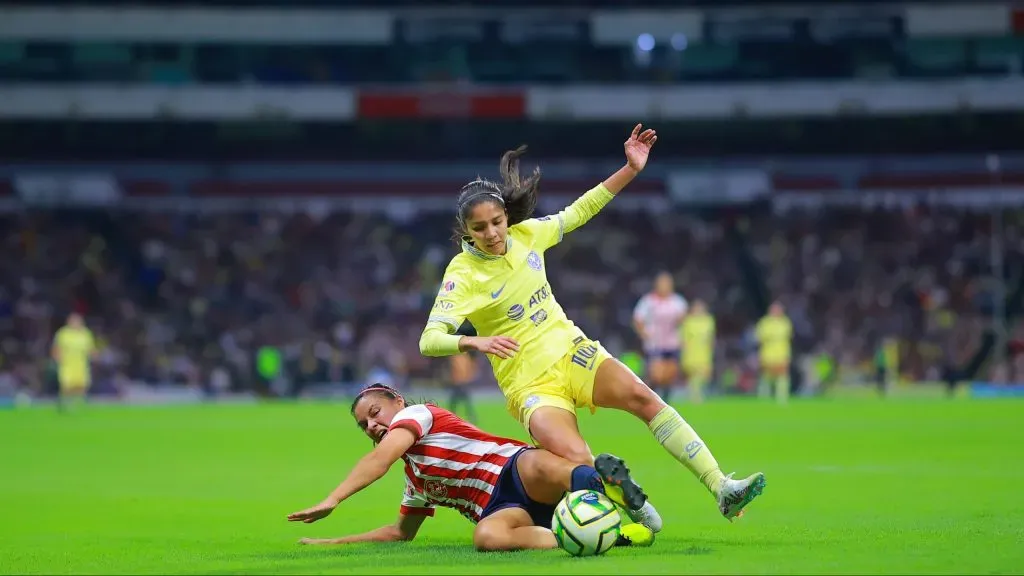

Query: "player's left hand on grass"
<box><xmin>298</xmin><ymin>537</ymin><xmax>337</xmax><ymax>545</ymax></box>
<box><xmin>624</xmin><ymin>123</ymin><xmax>657</xmax><ymax>173</ymax></box>
<box><xmin>287</xmin><ymin>501</ymin><xmax>336</xmax><ymax>524</ymax></box>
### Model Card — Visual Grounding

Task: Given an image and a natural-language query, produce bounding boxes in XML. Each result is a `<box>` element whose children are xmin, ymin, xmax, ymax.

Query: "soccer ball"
<box><xmin>551</xmin><ymin>489</ymin><xmax>622</xmax><ymax>556</ymax></box>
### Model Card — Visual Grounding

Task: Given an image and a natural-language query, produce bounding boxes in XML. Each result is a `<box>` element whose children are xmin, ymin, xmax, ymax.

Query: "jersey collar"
<box><xmin>461</xmin><ymin>236</ymin><xmax>513</xmax><ymax>261</ymax></box>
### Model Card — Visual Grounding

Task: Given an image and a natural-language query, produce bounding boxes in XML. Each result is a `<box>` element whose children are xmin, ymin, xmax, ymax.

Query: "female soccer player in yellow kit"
<box><xmin>419</xmin><ymin>125</ymin><xmax>765</xmax><ymax>528</ymax></box>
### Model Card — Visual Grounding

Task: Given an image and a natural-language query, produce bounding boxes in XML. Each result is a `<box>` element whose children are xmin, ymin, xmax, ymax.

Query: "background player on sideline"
<box><xmin>755</xmin><ymin>301</ymin><xmax>794</xmax><ymax>404</ymax></box>
<box><xmin>680</xmin><ymin>299</ymin><xmax>716</xmax><ymax>404</ymax></box>
<box><xmin>633</xmin><ymin>271</ymin><xmax>688</xmax><ymax>402</ymax></box>
<box><xmin>50</xmin><ymin>312</ymin><xmax>96</xmax><ymax>412</ymax></box>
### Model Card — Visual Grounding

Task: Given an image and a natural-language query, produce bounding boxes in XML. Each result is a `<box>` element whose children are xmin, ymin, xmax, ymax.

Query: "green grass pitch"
<box><xmin>3</xmin><ymin>397</ymin><xmax>1022</xmax><ymax>574</ymax></box>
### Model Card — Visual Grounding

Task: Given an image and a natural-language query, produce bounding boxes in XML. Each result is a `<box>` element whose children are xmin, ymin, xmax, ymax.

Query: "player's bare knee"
<box><xmin>553</xmin><ymin>443</ymin><xmax>594</xmax><ymax>466</ymax></box>
<box><xmin>473</xmin><ymin>524</ymin><xmax>509</xmax><ymax>552</ymax></box>
<box><xmin>624</xmin><ymin>381</ymin><xmax>664</xmax><ymax>420</ymax></box>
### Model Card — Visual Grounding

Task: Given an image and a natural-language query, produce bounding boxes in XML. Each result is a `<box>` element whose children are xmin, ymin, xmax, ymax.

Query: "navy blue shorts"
<box><xmin>648</xmin><ymin>349</ymin><xmax>680</xmax><ymax>362</ymax></box>
<box><xmin>479</xmin><ymin>448</ymin><xmax>555</xmax><ymax>527</ymax></box>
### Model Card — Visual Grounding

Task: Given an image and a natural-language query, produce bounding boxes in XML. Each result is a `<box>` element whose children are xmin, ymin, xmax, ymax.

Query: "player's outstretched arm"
<box><xmin>603</xmin><ymin>123</ymin><xmax>658</xmax><ymax>195</ymax></box>
<box><xmin>286</xmin><ymin>428</ymin><xmax>416</xmax><ymax>524</ymax></box>
<box><xmin>552</xmin><ymin>124</ymin><xmax>658</xmax><ymax>238</ymax></box>
<box><xmin>298</xmin><ymin>513</ymin><xmax>428</xmax><ymax>545</ymax></box>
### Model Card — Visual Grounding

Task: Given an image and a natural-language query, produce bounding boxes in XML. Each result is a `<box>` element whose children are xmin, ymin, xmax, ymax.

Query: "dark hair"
<box><xmin>350</xmin><ymin>383</ymin><xmax>402</xmax><ymax>415</ymax></box>
<box><xmin>349</xmin><ymin>383</ymin><xmax>434</xmax><ymax>415</ymax></box>
<box><xmin>453</xmin><ymin>145</ymin><xmax>541</xmax><ymax>242</ymax></box>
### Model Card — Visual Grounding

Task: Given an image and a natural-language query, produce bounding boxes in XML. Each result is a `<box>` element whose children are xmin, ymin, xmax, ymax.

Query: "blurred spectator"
<box><xmin>0</xmin><ymin>202</ymin><xmax>1019</xmax><ymax>396</ymax></box>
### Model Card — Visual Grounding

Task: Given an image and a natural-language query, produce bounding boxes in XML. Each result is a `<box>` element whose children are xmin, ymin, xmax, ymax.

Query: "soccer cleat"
<box><xmin>594</xmin><ymin>453</ymin><xmax>663</xmax><ymax>533</ymax></box>
<box><xmin>615</xmin><ymin>522</ymin><xmax>655</xmax><ymax>547</ymax></box>
<box><xmin>718</xmin><ymin>471</ymin><xmax>766</xmax><ymax>521</ymax></box>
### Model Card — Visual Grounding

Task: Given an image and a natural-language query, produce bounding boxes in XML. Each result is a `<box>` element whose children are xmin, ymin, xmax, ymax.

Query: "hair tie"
<box><xmin>456</xmin><ymin>190</ymin><xmax>505</xmax><ymax>222</ymax></box>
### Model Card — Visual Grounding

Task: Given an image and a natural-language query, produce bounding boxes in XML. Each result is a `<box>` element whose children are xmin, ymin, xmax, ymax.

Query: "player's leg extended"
<box><xmin>58</xmin><ymin>372</ymin><xmax>87</xmax><ymax>413</ymax></box>
<box><xmin>774</xmin><ymin>364</ymin><xmax>790</xmax><ymax>404</ymax></box>
<box><xmin>474</xmin><ymin>507</ymin><xmax>556</xmax><ymax>551</ymax></box>
<box><xmin>462</xmin><ymin>387</ymin><xmax>479</xmax><ymax>424</ymax></box>
<box><xmin>757</xmin><ymin>364</ymin><xmax>772</xmax><ymax>399</ymax></box>
<box><xmin>661</xmin><ymin>357</ymin><xmax>680</xmax><ymax>403</ymax></box>
<box><xmin>649</xmin><ymin>358</ymin><xmax>669</xmax><ymax>403</ymax></box>
<box><xmin>515</xmin><ymin>449</ymin><xmax>654</xmax><ymax>547</ymax></box>
<box><xmin>590</xmin><ymin>356</ymin><xmax>766</xmax><ymax>520</ymax></box>
<box><xmin>687</xmin><ymin>364</ymin><xmax>707</xmax><ymax>404</ymax></box>
<box><xmin>525</xmin><ymin>403</ymin><xmax>663</xmax><ymax>532</ymax></box>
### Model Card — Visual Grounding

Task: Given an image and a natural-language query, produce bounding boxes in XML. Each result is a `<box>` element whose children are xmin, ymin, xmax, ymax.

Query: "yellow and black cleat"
<box><xmin>615</xmin><ymin>523</ymin><xmax>655</xmax><ymax>547</ymax></box>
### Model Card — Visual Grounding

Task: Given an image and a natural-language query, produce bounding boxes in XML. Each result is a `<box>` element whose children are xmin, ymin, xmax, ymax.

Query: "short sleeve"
<box><xmin>518</xmin><ymin>216</ymin><xmax>563</xmax><ymax>252</ymax></box>
<box><xmin>399</xmin><ymin>476</ymin><xmax>435</xmax><ymax>517</ymax></box>
<box><xmin>633</xmin><ymin>295</ymin><xmax>651</xmax><ymax>322</ymax></box>
<box><xmin>389</xmin><ymin>404</ymin><xmax>434</xmax><ymax>441</ymax></box>
<box><xmin>677</xmin><ymin>295</ymin><xmax>689</xmax><ymax>316</ymax></box>
<box><xmin>425</xmin><ymin>263</ymin><xmax>477</xmax><ymax>333</ymax></box>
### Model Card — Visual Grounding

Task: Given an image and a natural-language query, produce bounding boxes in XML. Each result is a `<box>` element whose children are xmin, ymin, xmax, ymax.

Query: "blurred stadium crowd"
<box><xmin>1</xmin><ymin>0</ymin><xmax>1023</xmax><ymax>398</ymax></box>
<box><xmin>1</xmin><ymin>198</ymin><xmax>1021</xmax><ymax>397</ymax></box>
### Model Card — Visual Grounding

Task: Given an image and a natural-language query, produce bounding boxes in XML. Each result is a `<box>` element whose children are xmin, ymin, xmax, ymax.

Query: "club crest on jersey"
<box><xmin>507</xmin><ymin>304</ymin><xmax>525</xmax><ymax>321</ymax></box>
<box><xmin>527</xmin><ymin>251</ymin><xmax>542</xmax><ymax>271</ymax></box>
<box><xmin>439</xmin><ymin>280</ymin><xmax>456</xmax><ymax>296</ymax></box>
<box><xmin>424</xmin><ymin>479</ymin><xmax>448</xmax><ymax>501</ymax></box>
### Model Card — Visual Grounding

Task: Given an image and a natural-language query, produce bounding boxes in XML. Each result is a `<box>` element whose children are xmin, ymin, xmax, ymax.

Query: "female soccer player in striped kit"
<box><xmin>287</xmin><ymin>384</ymin><xmax>654</xmax><ymax>551</ymax></box>
<box><xmin>419</xmin><ymin>125</ymin><xmax>765</xmax><ymax>527</ymax></box>
<box><xmin>632</xmin><ymin>271</ymin><xmax>688</xmax><ymax>402</ymax></box>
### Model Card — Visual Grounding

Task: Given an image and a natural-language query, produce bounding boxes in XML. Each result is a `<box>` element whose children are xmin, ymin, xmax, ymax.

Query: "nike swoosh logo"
<box><xmin>686</xmin><ymin>442</ymin><xmax>704</xmax><ymax>460</ymax></box>
<box><xmin>491</xmin><ymin>283</ymin><xmax>507</xmax><ymax>299</ymax></box>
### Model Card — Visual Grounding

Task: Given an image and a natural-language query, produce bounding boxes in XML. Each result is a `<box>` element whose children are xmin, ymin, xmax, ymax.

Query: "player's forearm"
<box><xmin>632</xmin><ymin>319</ymin><xmax>648</xmax><ymax>341</ymax></box>
<box><xmin>601</xmin><ymin>164</ymin><xmax>640</xmax><ymax>196</ymax></box>
<box><xmin>419</xmin><ymin>325</ymin><xmax>466</xmax><ymax>357</ymax></box>
<box><xmin>559</xmin><ymin>183</ymin><xmax>617</xmax><ymax>235</ymax></box>
<box><xmin>304</xmin><ymin>525</ymin><xmax>408</xmax><ymax>545</ymax></box>
<box><xmin>324</xmin><ymin>455</ymin><xmax>391</xmax><ymax>506</ymax></box>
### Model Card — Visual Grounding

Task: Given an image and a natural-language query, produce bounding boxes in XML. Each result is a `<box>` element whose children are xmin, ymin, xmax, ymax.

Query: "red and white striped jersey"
<box><xmin>389</xmin><ymin>404</ymin><xmax>528</xmax><ymax>523</ymax></box>
<box><xmin>633</xmin><ymin>292</ymin><xmax>688</xmax><ymax>352</ymax></box>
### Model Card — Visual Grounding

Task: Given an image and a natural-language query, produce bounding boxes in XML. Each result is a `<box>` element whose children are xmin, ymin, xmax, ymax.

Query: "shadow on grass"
<box><xmin>173</xmin><ymin>537</ymin><xmax>727</xmax><ymax>575</ymax></box>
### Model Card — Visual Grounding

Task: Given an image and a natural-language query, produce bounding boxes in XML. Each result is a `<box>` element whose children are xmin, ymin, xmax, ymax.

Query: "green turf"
<box><xmin>3</xmin><ymin>397</ymin><xmax>1023</xmax><ymax>574</ymax></box>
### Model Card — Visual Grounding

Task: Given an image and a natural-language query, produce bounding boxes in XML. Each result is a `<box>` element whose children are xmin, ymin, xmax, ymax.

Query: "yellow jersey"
<box><xmin>681</xmin><ymin>312</ymin><xmax>715</xmax><ymax>365</ymax></box>
<box><xmin>54</xmin><ymin>326</ymin><xmax>96</xmax><ymax>371</ymax></box>
<box><xmin>755</xmin><ymin>315</ymin><xmax>792</xmax><ymax>365</ymax></box>
<box><xmin>421</xmin><ymin>184</ymin><xmax>615</xmax><ymax>397</ymax></box>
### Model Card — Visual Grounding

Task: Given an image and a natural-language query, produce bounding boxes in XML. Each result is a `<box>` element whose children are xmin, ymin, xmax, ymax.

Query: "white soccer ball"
<box><xmin>551</xmin><ymin>489</ymin><xmax>622</xmax><ymax>556</ymax></box>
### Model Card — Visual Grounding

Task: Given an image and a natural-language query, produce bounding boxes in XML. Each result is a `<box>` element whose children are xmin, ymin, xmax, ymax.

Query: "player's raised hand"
<box><xmin>624</xmin><ymin>123</ymin><xmax>657</xmax><ymax>173</ymax></box>
<box><xmin>287</xmin><ymin>501</ymin><xmax>336</xmax><ymax>524</ymax></box>
<box><xmin>465</xmin><ymin>335</ymin><xmax>519</xmax><ymax>359</ymax></box>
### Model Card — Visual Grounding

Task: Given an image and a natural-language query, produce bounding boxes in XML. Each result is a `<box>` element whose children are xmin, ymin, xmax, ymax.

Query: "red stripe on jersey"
<box><xmin>403</xmin><ymin>461</ymin><xmax>424</xmax><ymax>492</ymax></box>
<box><xmin>407</xmin><ymin>444</ymin><xmax>517</xmax><ymax>468</ymax></box>
<box><xmin>400</xmin><ymin>505</ymin><xmax>435</xmax><ymax>517</ymax></box>
<box><xmin>389</xmin><ymin>418</ymin><xmax>424</xmax><ymax>440</ymax></box>
<box><xmin>428</xmin><ymin>409</ymin><xmax>528</xmax><ymax>448</ymax></box>
<box><xmin>448</xmin><ymin>484</ymin><xmax>495</xmax><ymax>510</ymax></box>
<box><xmin>411</xmin><ymin>462</ymin><xmax>501</xmax><ymax>487</ymax></box>
<box><xmin>399</xmin><ymin>405</ymin><xmax>531</xmax><ymax>523</ymax></box>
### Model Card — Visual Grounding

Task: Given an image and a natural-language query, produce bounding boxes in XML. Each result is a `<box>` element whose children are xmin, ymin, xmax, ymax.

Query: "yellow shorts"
<box><xmin>58</xmin><ymin>369</ymin><xmax>90</xmax><ymax>392</ymax></box>
<box><xmin>505</xmin><ymin>335</ymin><xmax>613</xmax><ymax>438</ymax></box>
<box><xmin>682</xmin><ymin>359</ymin><xmax>712</xmax><ymax>378</ymax></box>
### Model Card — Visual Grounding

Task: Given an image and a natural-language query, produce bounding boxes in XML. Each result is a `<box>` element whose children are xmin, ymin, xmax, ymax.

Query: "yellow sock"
<box><xmin>647</xmin><ymin>405</ymin><xmax>725</xmax><ymax>495</ymax></box>
<box><xmin>689</xmin><ymin>375</ymin><xmax>706</xmax><ymax>404</ymax></box>
<box><xmin>775</xmin><ymin>375</ymin><xmax>790</xmax><ymax>404</ymax></box>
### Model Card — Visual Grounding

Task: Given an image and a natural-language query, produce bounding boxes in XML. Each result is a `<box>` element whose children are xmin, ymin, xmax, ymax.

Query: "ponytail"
<box><xmin>498</xmin><ymin>145</ymin><xmax>541</xmax><ymax>226</ymax></box>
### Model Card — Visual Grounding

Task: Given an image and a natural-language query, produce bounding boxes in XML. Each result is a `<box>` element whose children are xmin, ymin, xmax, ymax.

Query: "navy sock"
<box><xmin>570</xmin><ymin>465</ymin><xmax>605</xmax><ymax>494</ymax></box>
